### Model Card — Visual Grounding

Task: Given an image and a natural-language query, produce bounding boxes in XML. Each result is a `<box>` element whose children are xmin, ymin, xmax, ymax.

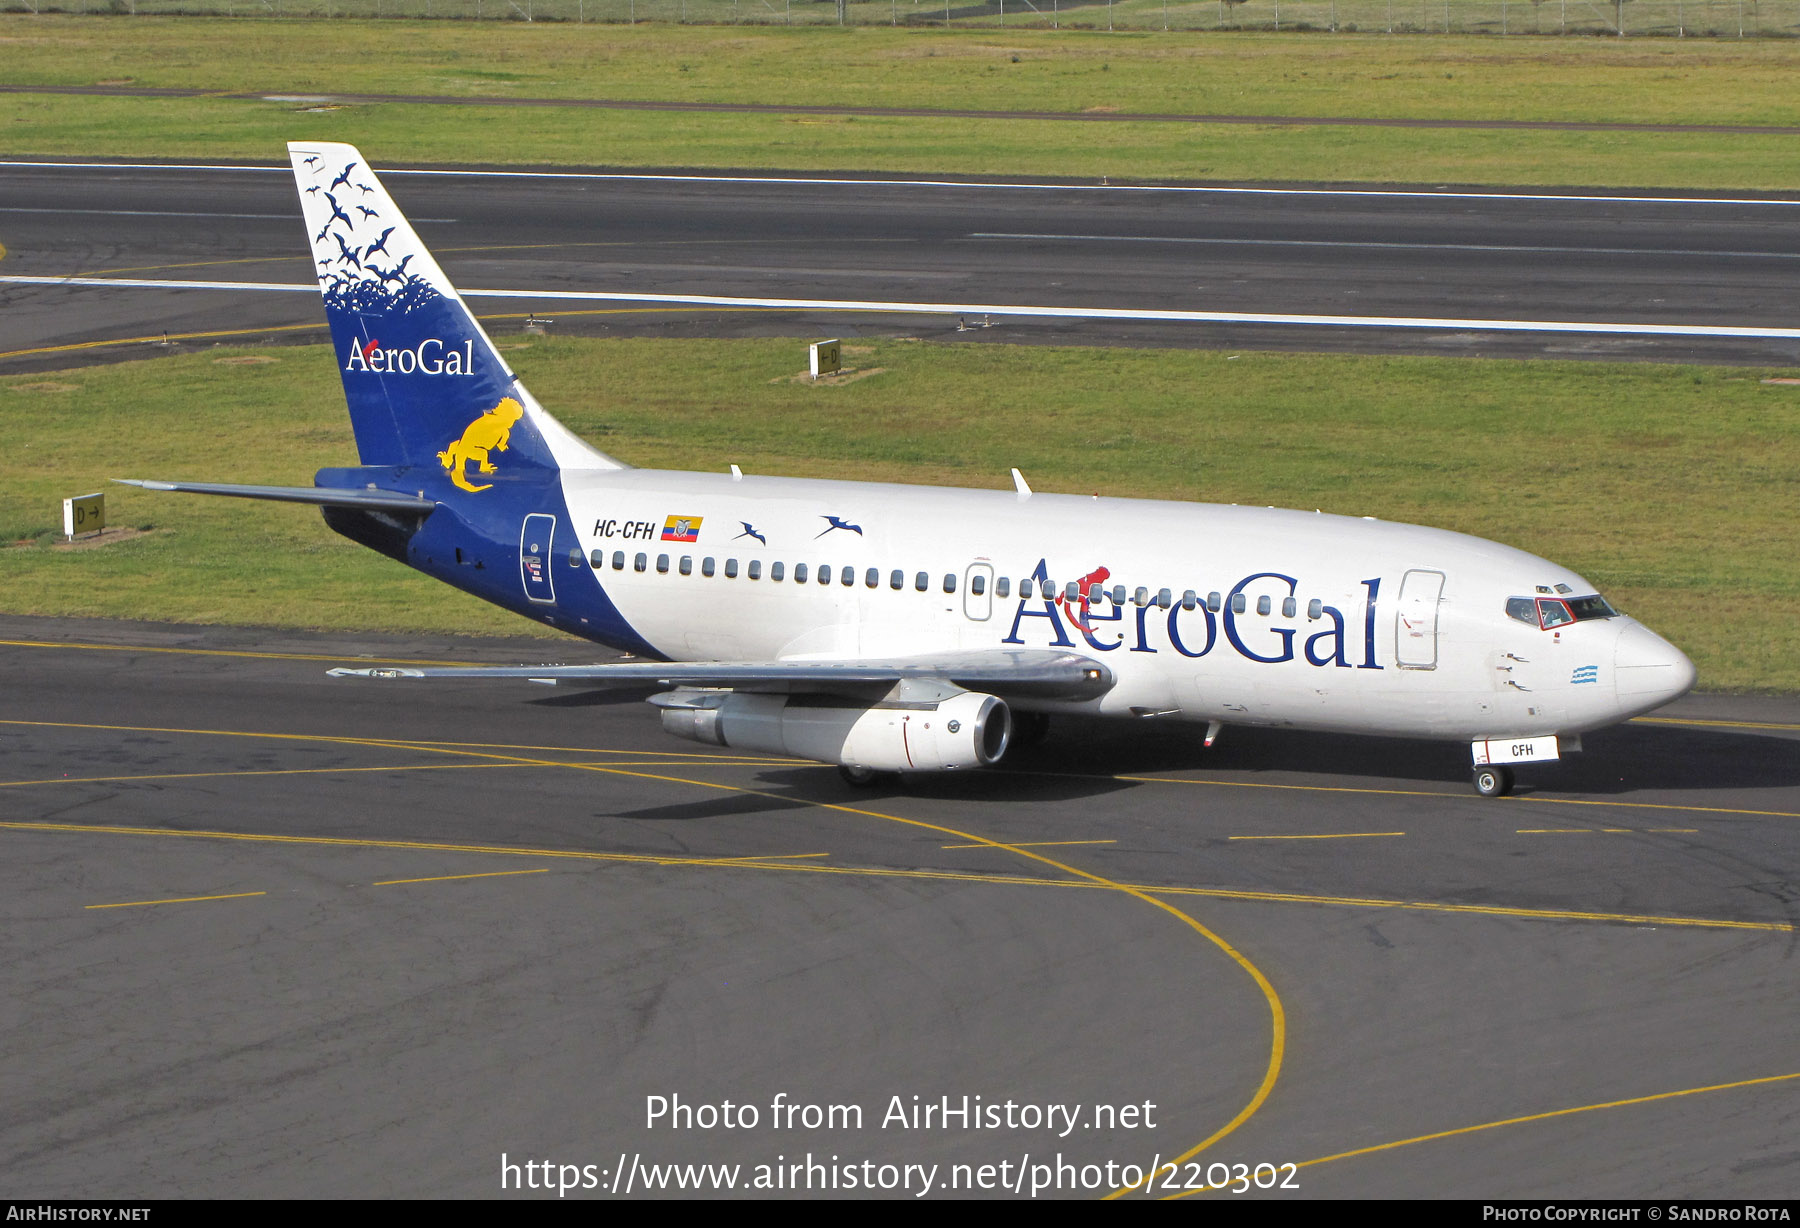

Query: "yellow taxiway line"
<box><xmin>1168</xmin><ymin>1069</ymin><xmax>1800</xmax><ymax>1199</ymax></box>
<box><xmin>86</xmin><ymin>890</ymin><xmax>265</xmax><ymax>910</ymax></box>
<box><xmin>1228</xmin><ymin>832</ymin><xmax>1406</xmax><ymax>841</ymax></box>
<box><xmin>373</xmin><ymin>868</ymin><xmax>551</xmax><ymax>887</ymax></box>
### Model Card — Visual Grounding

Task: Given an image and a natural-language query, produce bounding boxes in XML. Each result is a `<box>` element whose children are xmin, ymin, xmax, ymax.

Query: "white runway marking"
<box><xmin>0</xmin><ymin>206</ymin><xmax>455</xmax><ymax>222</ymax></box>
<box><xmin>0</xmin><ymin>207</ymin><xmax>295</xmax><ymax>220</ymax></box>
<box><xmin>6</xmin><ymin>274</ymin><xmax>1798</xmax><ymax>339</ymax></box>
<box><xmin>972</xmin><ymin>232</ymin><xmax>1800</xmax><ymax>260</ymax></box>
<box><xmin>2</xmin><ymin>276</ymin><xmax>318</xmax><ymax>293</ymax></box>
<box><xmin>4</xmin><ymin>160</ymin><xmax>1799</xmax><ymax>208</ymax></box>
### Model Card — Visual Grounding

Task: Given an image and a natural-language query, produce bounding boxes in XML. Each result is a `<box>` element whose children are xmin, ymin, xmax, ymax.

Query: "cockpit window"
<box><xmin>1508</xmin><ymin>594</ymin><xmax>1619</xmax><ymax>629</ymax></box>
<box><xmin>1565</xmin><ymin>595</ymin><xmax>1618</xmax><ymax>621</ymax></box>
<box><xmin>1538</xmin><ymin>599</ymin><xmax>1575</xmax><ymax>629</ymax></box>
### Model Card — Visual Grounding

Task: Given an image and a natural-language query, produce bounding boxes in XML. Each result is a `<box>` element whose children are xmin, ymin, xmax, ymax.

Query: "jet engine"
<box><xmin>656</xmin><ymin>686</ymin><xmax>1011</xmax><ymax>774</ymax></box>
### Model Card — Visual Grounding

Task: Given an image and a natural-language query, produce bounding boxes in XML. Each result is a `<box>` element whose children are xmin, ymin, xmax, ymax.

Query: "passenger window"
<box><xmin>972</xmin><ymin>574</ymin><xmax>987</xmax><ymax>596</ymax></box>
<box><xmin>1256</xmin><ymin>595</ymin><xmax>1271</xmax><ymax>615</ymax></box>
<box><xmin>612</xmin><ymin>551</ymin><xmax>625</xmax><ymax>571</ymax></box>
<box><xmin>1208</xmin><ymin>591</ymin><xmax>1222</xmax><ymax>613</ymax></box>
<box><xmin>1181</xmin><ymin>590</ymin><xmax>1197</xmax><ymax>612</ymax></box>
<box><xmin>842</xmin><ymin>568</ymin><xmax>855</xmax><ymax>587</ymax></box>
<box><xmin>1110</xmin><ymin>585</ymin><xmax>1126</xmax><ymax>606</ymax></box>
<box><xmin>702</xmin><ymin>557</ymin><xmax>715</xmax><ymax>577</ymax></box>
<box><xmin>570</xmin><ymin>548</ymin><xmax>583</xmax><ymax>568</ymax></box>
<box><xmin>1134</xmin><ymin>586</ymin><xmax>1149</xmax><ymax>607</ymax></box>
<box><xmin>1019</xmin><ymin>578</ymin><xmax>1034</xmax><ymax>598</ymax></box>
<box><xmin>1157</xmin><ymin>588</ymin><xmax>1172</xmax><ymax>610</ymax></box>
<box><xmin>794</xmin><ymin>563</ymin><xmax>808</xmax><ymax>583</ymax></box>
<box><xmin>1066</xmin><ymin>581</ymin><xmax>1082</xmax><ymax>603</ymax></box>
<box><xmin>771</xmin><ymin>561</ymin><xmax>785</xmax><ymax>582</ymax></box>
<box><xmin>890</xmin><ymin>570</ymin><xmax>904</xmax><ymax>590</ymax></box>
<box><xmin>866</xmin><ymin>568</ymin><xmax>879</xmax><ymax>588</ymax></box>
<box><xmin>656</xmin><ymin>554</ymin><xmax>670</xmax><ymax>574</ymax></box>
<box><xmin>634</xmin><ymin>552</ymin><xmax>648</xmax><ymax>573</ymax></box>
<box><xmin>1231</xmin><ymin>593</ymin><xmax>1247</xmax><ymax>614</ymax></box>
<box><xmin>1307</xmin><ymin>598</ymin><xmax>1323</xmax><ymax>620</ymax></box>
<box><xmin>943</xmin><ymin>574</ymin><xmax>957</xmax><ymax>594</ymax></box>
<box><xmin>816</xmin><ymin>564</ymin><xmax>830</xmax><ymax>585</ymax></box>
<box><xmin>724</xmin><ymin>558</ymin><xmax>738</xmax><ymax>579</ymax></box>
<box><xmin>915</xmin><ymin>571</ymin><xmax>929</xmax><ymax>592</ymax></box>
<box><xmin>1281</xmin><ymin>596</ymin><xmax>1296</xmax><ymax>618</ymax></box>
<box><xmin>996</xmin><ymin>577</ymin><xmax>1010</xmax><ymax>599</ymax></box>
<box><xmin>590</xmin><ymin>549</ymin><xmax>604</xmax><ymax>568</ymax></box>
<box><xmin>679</xmin><ymin>556</ymin><xmax>692</xmax><ymax>576</ymax></box>
<box><xmin>749</xmin><ymin>560</ymin><xmax>763</xmax><ymax>580</ymax></box>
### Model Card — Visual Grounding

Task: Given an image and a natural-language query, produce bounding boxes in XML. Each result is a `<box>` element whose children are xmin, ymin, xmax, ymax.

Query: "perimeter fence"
<box><xmin>10</xmin><ymin>0</ymin><xmax>1800</xmax><ymax>35</ymax></box>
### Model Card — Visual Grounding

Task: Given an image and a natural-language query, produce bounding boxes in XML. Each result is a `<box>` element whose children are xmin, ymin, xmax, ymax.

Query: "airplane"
<box><xmin>119</xmin><ymin>141</ymin><xmax>1697</xmax><ymax>798</ymax></box>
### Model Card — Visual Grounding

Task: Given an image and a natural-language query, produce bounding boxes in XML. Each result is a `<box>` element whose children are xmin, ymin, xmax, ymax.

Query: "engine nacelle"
<box><xmin>658</xmin><ymin>688</ymin><xmax>1011</xmax><ymax>773</ymax></box>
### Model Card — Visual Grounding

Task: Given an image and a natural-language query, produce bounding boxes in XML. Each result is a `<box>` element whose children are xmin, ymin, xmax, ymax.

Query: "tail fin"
<box><xmin>288</xmin><ymin>141</ymin><xmax>625</xmax><ymax>483</ymax></box>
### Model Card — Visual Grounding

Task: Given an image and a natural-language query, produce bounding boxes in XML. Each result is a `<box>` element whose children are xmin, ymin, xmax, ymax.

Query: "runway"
<box><xmin>3</xmin><ymin>613</ymin><xmax>1797</xmax><ymax>1197</ymax></box>
<box><xmin>3</xmin><ymin>160</ymin><xmax>1799</xmax><ymax>369</ymax></box>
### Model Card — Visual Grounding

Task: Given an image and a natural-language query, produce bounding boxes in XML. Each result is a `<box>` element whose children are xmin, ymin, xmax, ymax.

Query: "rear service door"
<box><xmin>520</xmin><ymin>513</ymin><xmax>557</xmax><ymax>605</ymax></box>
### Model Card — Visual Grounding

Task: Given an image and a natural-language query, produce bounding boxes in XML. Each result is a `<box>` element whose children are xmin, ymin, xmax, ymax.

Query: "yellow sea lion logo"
<box><xmin>438</xmin><ymin>397</ymin><xmax>524</xmax><ymax>493</ymax></box>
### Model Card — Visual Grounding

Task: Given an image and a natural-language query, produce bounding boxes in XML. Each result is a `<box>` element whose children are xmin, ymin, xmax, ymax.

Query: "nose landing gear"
<box><xmin>1472</xmin><ymin>765</ymin><xmax>1515</xmax><ymax>797</ymax></box>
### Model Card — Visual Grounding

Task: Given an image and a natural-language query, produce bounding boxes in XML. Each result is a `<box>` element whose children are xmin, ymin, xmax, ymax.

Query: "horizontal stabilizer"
<box><xmin>116</xmin><ymin>479</ymin><xmax>436</xmax><ymax>513</ymax></box>
<box><xmin>330</xmin><ymin>648</ymin><xmax>1115</xmax><ymax>702</ymax></box>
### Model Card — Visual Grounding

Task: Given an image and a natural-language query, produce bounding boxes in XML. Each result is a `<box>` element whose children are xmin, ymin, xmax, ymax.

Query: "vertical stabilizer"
<box><xmin>288</xmin><ymin>141</ymin><xmax>625</xmax><ymax>483</ymax></box>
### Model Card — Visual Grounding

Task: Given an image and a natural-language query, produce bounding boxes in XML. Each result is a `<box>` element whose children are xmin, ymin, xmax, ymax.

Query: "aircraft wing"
<box><xmin>330</xmin><ymin>648</ymin><xmax>1114</xmax><ymax>702</ymax></box>
<box><xmin>115</xmin><ymin>479</ymin><xmax>436</xmax><ymax>513</ymax></box>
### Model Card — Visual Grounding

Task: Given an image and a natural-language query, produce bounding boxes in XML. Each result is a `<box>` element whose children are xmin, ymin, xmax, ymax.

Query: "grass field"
<box><xmin>16</xmin><ymin>93</ymin><xmax>1800</xmax><ymax>187</ymax></box>
<box><xmin>14</xmin><ymin>0</ymin><xmax>1800</xmax><ymax>37</ymax></box>
<box><xmin>6</xmin><ymin>18</ymin><xmax>1800</xmax><ymax>185</ymax></box>
<box><xmin>4</xmin><ymin>338</ymin><xmax>1795</xmax><ymax>690</ymax></box>
<box><xmin>11</xmin><ymin>19</ymin><xmax>1800</xmax><ymax>123</ymax></box>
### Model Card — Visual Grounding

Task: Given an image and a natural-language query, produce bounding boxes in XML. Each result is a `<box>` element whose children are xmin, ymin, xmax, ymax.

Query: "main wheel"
<box><xmin>1472</xmin><ymin>765</ymin><xmax>1515</xmax><ymax>797</ymax></box>
<box><xmin>839</xmin><ymin>763</ymin><xmax>880</xmax><ymax>787</ymax></box>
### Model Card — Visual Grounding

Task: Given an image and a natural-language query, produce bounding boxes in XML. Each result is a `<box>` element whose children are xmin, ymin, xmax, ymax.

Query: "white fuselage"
<box><xmin>559</xmin><ymin>467</ymin><xmax>1693</xmax><ymax>743</ymax></box>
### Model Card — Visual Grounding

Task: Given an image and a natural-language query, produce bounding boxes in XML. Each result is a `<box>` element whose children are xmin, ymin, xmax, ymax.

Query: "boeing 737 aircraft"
<box><xmin>123</xmin><ymin>142</ymin><xmax>1696</xmax><ymax>796</ymax></box>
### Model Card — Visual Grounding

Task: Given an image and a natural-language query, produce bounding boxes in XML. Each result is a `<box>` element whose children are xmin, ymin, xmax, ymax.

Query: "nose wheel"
<box><xmin>1472</xmin><ymin>765</ymin><xmax>1515</xmax><ymax>797</ymax></box>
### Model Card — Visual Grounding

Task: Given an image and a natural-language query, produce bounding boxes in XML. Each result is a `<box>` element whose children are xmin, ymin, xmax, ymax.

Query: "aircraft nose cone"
<box><xmin>1614</xmin><ymin>622</ymin><xmax>1697</xmax><ymax>706</ymax></box>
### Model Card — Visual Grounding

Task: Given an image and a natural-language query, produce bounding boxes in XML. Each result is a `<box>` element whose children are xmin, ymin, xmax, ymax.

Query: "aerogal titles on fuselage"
<box><xmin>1001</xmin><ymin>561</ymin><xmax>1385</xmax><ymax>670</ymax></box>
<box><xmin>343</xmin><ymin>337</ymin><xmax>477</xmax><ymax>377</ymax></box>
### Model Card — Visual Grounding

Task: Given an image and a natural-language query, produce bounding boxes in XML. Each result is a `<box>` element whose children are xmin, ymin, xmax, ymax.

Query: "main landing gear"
<box><xmin>839</xmin><ymin>764</ymin><xmax>897</xmax><ymax>788</ymax></box>
<box><xmin>1472</xmin><ymin>764</ymin><xmax>1515</xmax><ymax>798</ymax></box>
<box><xmin>1010</xmin><ymin>711</ymin><xmax>1051</xmax><ymax>749</ymax></box>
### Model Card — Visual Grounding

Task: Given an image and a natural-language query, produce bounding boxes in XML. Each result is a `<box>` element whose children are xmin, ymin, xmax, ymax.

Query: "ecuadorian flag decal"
<box><xmin>661</xmin><ymin>515</ymin><xmax>703</xmax><ymax>543</ymax></box>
